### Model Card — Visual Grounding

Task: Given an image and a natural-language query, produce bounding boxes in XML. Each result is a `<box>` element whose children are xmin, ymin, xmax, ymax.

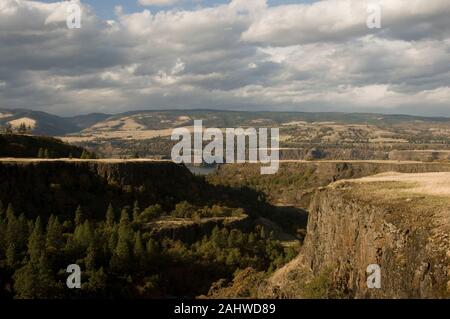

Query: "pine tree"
<box><xmin>133</xmin><ymin>231</ymin><xmax>145</xmax><ymax>269</ymax></box>
<box><xmin>46</xmin><ymin>215</ymin><xmax>64</xmax><ymax>252</ymax></box>
<box><xmin>44</xmin><ymin>148</ymin><xmax>50</xmax><ymax>159</ymax></box>
<box><xmin>14</xmin><ymin>223</ymin><xmax>56</xmax><ymax>298</ymax></box>
<box><xmin>118</xmin><ymin>208</ymin><xmax>133</xmax><ymax>244</ymax></box>
<box><xmin>6</xmin><ymin>207</ymin><xmax>21</xmax><ymax>252</ymax></box>
<box><xmin>85</xmin><ymin>267</ymin><xmax>107</xmax><ymax>296</ymax></box>
<box><xmin>36</xmin><ymin>252</ymin><xmax>56</xmax><ymax>298</ymax></box>
<box><xmin>74</xmin><ymin>205</ymin><xmax>84</xmax><ymax>226</ymax></box>
<box><xmin>85</xmin><ymin>244</ymin><xmax>97</xmax><ymax>271</ymax></box>
<box><xmin>119</xmin><ymin>207</ymin><xmax>130</xmax><ymax>225</ymax></box>
<box><xmin>132</xmin><ymin>201</ymin><xmax>140</xmax><ymax>224</ymax></box>
<box><xmin>6</xmin><ymin>243</ymin><xmax>17</xmax><ymax>268</ymax></box>
<box><xmin>13</xmin><ymin>262</ymin><xmax>39</xmax><ymax>299</ymax></box>
<box><xmin>28</xmin><ymin>217</ymin><xmax>44</xmax><ymax>263</ymax></box>
<box><xmin>16</xmin><ymin>214</ymin><xmax>29</xmax><ymax>252</ymax></box>
<box><xmin>111</xmin><ymin>210</ymin><xmax>133</xmax><ymax>272</ymax></box>
<box><xmin>111</xmin><ymin>237</ymin><xmax>131</xmax><ymax>272</ymax></box>
<box><xmin>108</xmin><ymin>230</ymin><xmax>118</xmax><ymax>253</ymax></box>
<box><xmin>6</xmin><ymin>203</ymin><xmax>15</xmax><ymax>220</ymax></box>
<box><xmin>105</xmin><ymin>203</ymin><xmax>115</xmax><ymax>227</ymax></box>
<box><xmin>74</xmin><ymin>220</ymin><xmax>94</xmax><ymax>248</ymax></box>
<box><xmin>133</xmin><ymin>231</ymin><xmax>144</xmax><ymax>258</ymax></box>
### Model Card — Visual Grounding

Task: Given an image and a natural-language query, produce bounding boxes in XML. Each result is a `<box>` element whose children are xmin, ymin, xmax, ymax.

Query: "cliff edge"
<box><xmin>263</xmin><ymin>172</ymin><xmax>450</xmax><ymax>298</ymax></box>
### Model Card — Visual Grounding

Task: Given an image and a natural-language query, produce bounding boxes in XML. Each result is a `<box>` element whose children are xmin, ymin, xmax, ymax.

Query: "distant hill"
<box><xmin>0</xmin><ymin>108</ymin><xmax>80</xmax><ymax>135</ymax></box>
<box><xmin>75</xmin><ymin>109</ymin><xmax>450</xmax><ymax>132</ymax></box>
<box><xmin>0</xmin><ymin>108</ymin><xmax>110</xmax><ymax>135</ymax></box>
<box><xmin>66</xmin><ymin>112</ymin><xmax>112</xmax><ymax>130</ymax></box>
<box><xmin>58</xmin><ymin>110</ymin><xmax>450</xmax><ymax>159</ymax></box>
<box><xmin>2</xmin><ymin>108</ymin><xmax>450</xmax><ymax>136</ymax></box>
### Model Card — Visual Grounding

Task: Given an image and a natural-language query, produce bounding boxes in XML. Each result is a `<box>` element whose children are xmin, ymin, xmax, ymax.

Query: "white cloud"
<box><xmin>0</xmin><ymin>0</ymin><xmax>449</xmax><ymax>116</ymax></box>
<box><xmin>138</xmin><ymin>0</ymin><xmax>181</xmax><ymax>7</ymax></box>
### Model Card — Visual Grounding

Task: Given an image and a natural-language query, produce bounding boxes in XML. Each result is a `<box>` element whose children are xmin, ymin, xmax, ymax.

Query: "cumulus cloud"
<box><xmin>138</xmin><ymin>0</ymin><xmax>181</xmax><ymax>6</ymax></box>
<box><xmin>0</xmin><ymin>0</ymin><xmax>449</xmax><ymax>116</ymax></box>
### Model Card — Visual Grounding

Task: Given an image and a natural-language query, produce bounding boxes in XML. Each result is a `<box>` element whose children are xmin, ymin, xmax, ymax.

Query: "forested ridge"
<box><xmin>0</xmin><ymin>160</ymin><xmax>298</xmax><ymax>299</ymax></box>
<box><xmin>0</xmin><ymin>200</ymin><xmax>296</xmax><ymax>298</ymax></box>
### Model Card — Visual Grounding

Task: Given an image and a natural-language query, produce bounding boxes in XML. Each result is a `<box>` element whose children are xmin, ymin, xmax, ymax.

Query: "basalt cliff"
<box><xmin>263</xmin><ymin>172</ymin><xmax>450</xmax><ymax>298</ymax></box>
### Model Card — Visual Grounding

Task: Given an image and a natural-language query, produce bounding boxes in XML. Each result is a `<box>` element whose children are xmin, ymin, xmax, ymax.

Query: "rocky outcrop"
<box><xmin>148</xmin><ymin>215</ymin><xmax>252</xmax><ymax>244</ymax></box>
<box><xmin>263</xmin><ymin>174</ymin><xmax>450</xmax><ymax>299</ymax></box>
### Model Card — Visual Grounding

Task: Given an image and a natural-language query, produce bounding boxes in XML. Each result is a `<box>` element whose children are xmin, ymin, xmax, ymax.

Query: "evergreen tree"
<box><xmin>111</xmin><ymin>237</ymin><xmax>131</xmax><ymax>272</ymax></box>
<box><xmin>5</xmin><ymin>207</ymin><xmax>22</xmax><ymax>252</ymax></box>
<box><xmin>133</xmin><ymin>231</ymin><xmax>144</xmax><ymax>258</ymax></box>
<box><xmin>132</xmin><ymin>201</ymin><xmax>140</xmax><ymax>224</ymax></box>
<box><xmin>14</xmin><ymin>227</ymin><xmax>55</xmax><ymax>298</ymax></box>
<box><xmin>118</xmin><ymin>208</ymin><xmax>133</xmax><ymax>244</ymax></box>
<box><xmin>6</xmin><ymin>203</ymin><xmax>15</xmax><ymax>220</ymax></box>
<box><xmin>74</xmin><ymin>220</ymin><xmax>95</xmax><ymax>248</ymax></box>
<box><xmin>38</xmin><ymin>148</ymin><xmax>44</xmax><ymax>158</ymax></box>
<box><xmin>105</xmin><ymin>203</ymin><xmax>115</xmax><ymax>227</ymax></box>
<box><xmin>119</xmin><ymin>207</ymin><xmax>130</xmax><ymax>225</ymax></box>
<box><xmin>133</xmin><ymin>231</ymin><xmax>145</xmax><ymax>269</ymax></box>
<box><xmin>111</xmin><ymin>210</ymin><xmax>133</xmax><ymax>272</ymax></box>
<box><xmin>46</xmin><ymin>215</ymin><xmax>64</xmax><ymax>252</ymax></box>
<box><xmin>36</xmin><ymin>252</ymin><xmax>56</xmax><ymax>298</ymax></box>
<box><xmin>74</xmin><ymin>205</ymin><xmax>84</xmax><ymax>226</ymax></box>
<box><xmin>6</xmin><ymin>243</ymin><xmax>17</xmax><ymax>268</ymax></box>
<box><xmin>16</xmin><ymin>214</ymin><xmax>29</xmax><ymax>252</ymax></box>
<box><xmin>28</xmin><ymin>217</ymin><xmax>44</xmax><ymax>263</ymax></box>
<box><xmin>44</xmin><ymin>148</ymin><xmax>50</xmax><ymax>159</ymax></box>
<box><xmin>85</xmin><ymin>267</ymin><xmax>107</xmax><ymax>296</ymax></box>
<box><xmin>85</xmin><ymin>244</ymin><xmax>97</xmax><ymax>271</ymax></box>
<box><xmin>13</xmin><ymin>262</ymin><xmax>39</xmax><ymax>299</ymax></box>
<box><xmin>108</xmin><ymin>230</ymin><xmax>118</xmax><ymax>253</ymax></box>
<box><xmin>82</xmin><ymin>267</ymin><xmax>108</xmax><ymax>298</ymax></box>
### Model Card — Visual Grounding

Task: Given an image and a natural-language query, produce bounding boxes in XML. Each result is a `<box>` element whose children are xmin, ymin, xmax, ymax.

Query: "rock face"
<box><xmin>0</xmin><ymin>159</ymin><xmax>198</xmax><ymax>219</ymax></box>
<box><xmin>264</xmin><ymin>173</ymin><xmax>450</xmax><ymax>299</ymax></box>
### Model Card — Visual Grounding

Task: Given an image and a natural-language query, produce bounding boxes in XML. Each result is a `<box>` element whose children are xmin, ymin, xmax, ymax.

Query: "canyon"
<box><xmin>1</xmin><ymin>158</ymin><xmax>450</xmax><ymax>298</ymax></box>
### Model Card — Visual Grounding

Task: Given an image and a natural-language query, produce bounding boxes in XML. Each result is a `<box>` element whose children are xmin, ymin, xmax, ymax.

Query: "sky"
<box><xmin>0</xmin><ymin>0</ymin><xmax>450</xmax><ymax>116</ymax></box>
<box><xmin>38</xmin><ymin>0</ymin><xmax>319</xmax><ymax>18</ymax></box>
